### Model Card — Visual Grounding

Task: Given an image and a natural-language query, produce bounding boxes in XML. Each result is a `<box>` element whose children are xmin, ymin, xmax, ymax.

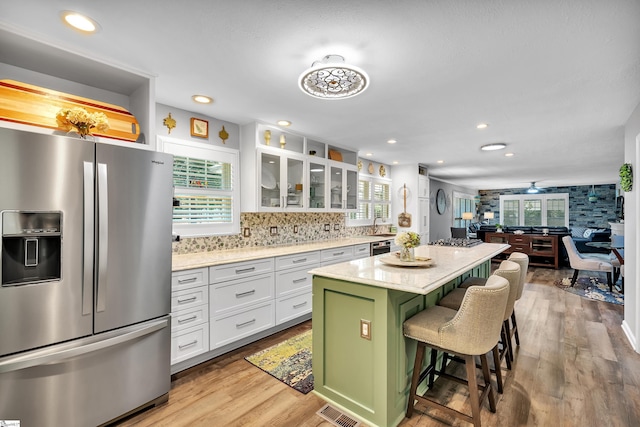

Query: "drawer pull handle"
<box><xmin>178</xmin><ymin>340</ymin><xmax>198</xmax><ymax>350</ymax></box>
<box><xmin>292</xmin><ymin>258</ymin><xmax>307</xmax><ymax>264</ymax></box>
<box><xmin>235</xmin><ymin>266</ymin><xmax>256</xmax><ymax>274</ymax></box>
<box><xmin>177</xmin><ymin>296</ymin><xmax>197</xmax><ymax>304</ymax></box>
<box><xmin>236</xmin><ymin>318</ymin><xmax>256</xmax><ymax>328</ymax></box>
<box><xmin>177</xmin><ymin>277</ymin><xmax>197</xmax><ymax>284</ymax></box>
<box><xmin>177</xmin><ymin>315</ymin><xmax>197</xmax><ymax>324</ymax></box>
<box><xmin>333</xmin><ymin>251</ymin><xmax>344</xmax><ymax>256</ymax></box>
<box><xmin>293</xmin><ymin>301</ymin><xmax>308</xmax><ymax>309</ymax></box>
<box><xmin>293</xmin><ymin>277</ymin><xmax>307</xmax><ymax>284</ymax></box>
<box><xmin>235</xmin><ymin>289</ymin><xmax>256</xmax><ymax>298</ymax></box>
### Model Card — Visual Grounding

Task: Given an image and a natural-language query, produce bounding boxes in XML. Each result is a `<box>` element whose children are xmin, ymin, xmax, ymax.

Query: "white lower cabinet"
<box><xmin>171</xmin><ymin>268</ymin><xmax>210</xmax><ymax>366</ymax></box>
<box><xmin>276</xmin><ymin>292</ymin><xmax>312</xmax><ymax>324</ymax></box>
<box><xmin>209</xmin><ymin>301</ymin><xmax>275</xmax><ymax>348</ymax></box>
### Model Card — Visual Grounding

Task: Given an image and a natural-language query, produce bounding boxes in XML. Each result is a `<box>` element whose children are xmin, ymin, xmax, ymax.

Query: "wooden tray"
<box><xmin>379</xmin><ymin>255</ymin><xmax>434</xmax><ymax>268</ymax></box>
<box><xmin>0</xmin><ymin>79</ymin><xmax>140</xmax><ymax>142</ymax></box>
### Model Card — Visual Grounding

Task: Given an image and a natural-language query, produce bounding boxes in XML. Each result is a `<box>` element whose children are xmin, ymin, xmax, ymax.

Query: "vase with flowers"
<box><xmin>56</xmin><ymin>107</ymin><xmax>109</xmax><ymax>139</ymax></box>
<box><xmin>395</xmin><ymin>231</ymin><xmax>421</xmax><ymax>262</ymax></box>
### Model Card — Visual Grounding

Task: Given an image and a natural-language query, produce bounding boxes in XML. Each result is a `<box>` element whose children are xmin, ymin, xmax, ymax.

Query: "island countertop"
<box><xmin>309</xmin><ymin>242</ymin><xmax>510</xmax><ymax>295</ymax></box>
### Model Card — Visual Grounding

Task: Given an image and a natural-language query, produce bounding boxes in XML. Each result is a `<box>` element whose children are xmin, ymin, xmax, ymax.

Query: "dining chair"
<box><xmin>451</xmin><ymin>227</ymin><xmax>467</xmax><ymax>239</ymax></box>
<box><xmin>562</xmin><ymin>236</ymin><xmax>613</xmax><ymax>291</ymax></box>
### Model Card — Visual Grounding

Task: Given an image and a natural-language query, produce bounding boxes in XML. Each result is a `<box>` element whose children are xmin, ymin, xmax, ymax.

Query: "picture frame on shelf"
<box><xmin>190</xmin><ymin>117</ymin><xmax>209</xmax><ymax>138</ymax></box>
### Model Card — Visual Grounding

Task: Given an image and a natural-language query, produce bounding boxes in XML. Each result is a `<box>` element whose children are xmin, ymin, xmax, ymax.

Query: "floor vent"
<box><xmin>316</xmin><ymin>404</ymin><xmax>361</xmax><ymax>427</ymax></box>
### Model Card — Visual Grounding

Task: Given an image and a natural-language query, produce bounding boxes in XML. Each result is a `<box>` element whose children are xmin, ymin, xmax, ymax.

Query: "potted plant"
<box><xmin>495</xmin><ymin>223</ymin><xmax>503</xmax><ymax>233</ymax></box>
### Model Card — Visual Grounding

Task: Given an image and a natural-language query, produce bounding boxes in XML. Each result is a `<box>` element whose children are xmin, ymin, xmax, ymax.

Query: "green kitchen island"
<box><xmin>310</xmin><ymin>242</ymin><xmax>509</xmax><ymax>427</ymax></box>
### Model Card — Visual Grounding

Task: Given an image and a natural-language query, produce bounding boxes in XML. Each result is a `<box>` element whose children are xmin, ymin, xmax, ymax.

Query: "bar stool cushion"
<box><xmin>459</xmin><ymin>276</ymin><xmax>488</xmax><ymax>289</ymax></box>
<box><xmin>437</xmin><ymin>288</ymin><xmax>466</xmax><ymax>310</ymax></box>
<box><xmin>403</xmin><ymin>306</ymin><xmax>457</xmax><ymax>344</ymax></box>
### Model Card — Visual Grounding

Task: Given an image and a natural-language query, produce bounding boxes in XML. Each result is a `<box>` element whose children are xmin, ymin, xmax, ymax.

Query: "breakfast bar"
<box><xmin>310</xmin><ymin>242</ymin><xmax>509</xmax><ymax>427</ymax></box>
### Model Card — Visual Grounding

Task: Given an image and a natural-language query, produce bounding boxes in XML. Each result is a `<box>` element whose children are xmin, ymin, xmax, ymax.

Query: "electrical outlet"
<box><xmin>293</xmin><ymin>225</ymin><xmax>299</xmax><ymax>233</ymax></box>
<box><xmin>243</xmin><ymin>227</ymin><xmax>251</xmax><ymax>237</ymax></box>
<box><xmin>324</xmin><ymin>224</ymin><xmax>330</xmax><ymax>232</ymax></box>
<box><xmin>360</xmin><ymin>319</ymin><xmax>371</xmax><ymax>340</ymax></box>
<box><xmin>270</xmin><ymin>226</ymin><xmax>278</xmax><ymax>235</ymax></box>
<box><xmin>334</xmin><ymin>223</ymin><xmax>340</xmax><ymax>231</ymax></box>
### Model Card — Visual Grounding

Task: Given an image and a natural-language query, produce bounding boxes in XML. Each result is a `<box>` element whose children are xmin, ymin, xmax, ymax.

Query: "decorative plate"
<box><xmin>368</xmin><ymin>162</ymin><xmax>374</xmax><ymax>174</ymax></box>
<box><xmin>261</xmin><ymin>169</ymin><xmax>276</xmax><ymax>189</ymax></box>
<box><xmin>379</xmin><ymin>165</ymin><xmax>386</xmax><ymax>177</ymax></box>
<box><xmin>357</xmin><ymin>159</ymin><xmax>363</xmax><ymax>171</ymax></box>
<box><xmin>379</xmin><ymin>255</ymin><xmax>434</xmax><ymax>268</ymax></box>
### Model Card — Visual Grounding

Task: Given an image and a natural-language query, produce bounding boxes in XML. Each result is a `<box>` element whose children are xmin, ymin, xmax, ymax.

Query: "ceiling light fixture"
<box><xmin>437</xmin><ymin>160</ymin><xmax>445</xmax><ymax>164</ymax></box>
<box><xmin>387</xmin><ymin>139</ymin><xmax>397</xmax><ymax>144</ymax></box>
<box><xmin>192</xmin><ymin>95</ymin><xmax>213</xmax><ymax>104</ymax></box>
<box><xmin>504</xmin><ymin>152</ymin><xmax>515</xmax><ymax>157</ymax></box>
<box><xmin>392</xmin><ymin>161</ymin><xmax>399</xmax><ymax>164</ymax></box>
<box><xmin>476</xmin><ymin>123</ymin><xmax>489</xmax><ymax>129</ymax></box>
<box><xmin>526</xmin><ymin>182</ymin><xmax>540</xmax><ymax>193</ymax></box>
<box><xmin>480</xmin><ymin>143</ymin><xmax>507</xmax><ymax>151</ymax></box>
<box><xmin>61</xmin><ymin>11</ymin><xmax>99</xmax><ymax>33</ymax></box>
<box><xmin>365</xmin><ymin>152</ymin><xmax>373</xmax><ymax>157</ymax></box>
<box><xmin>277</xmin><ymin>120</ymin><xmax>291</xmax><ymax>127</ymax></box>
<box><xmin>299</xmin><ymin>55</ymin><xmax>369</xmax><ymax>100</ymax></box>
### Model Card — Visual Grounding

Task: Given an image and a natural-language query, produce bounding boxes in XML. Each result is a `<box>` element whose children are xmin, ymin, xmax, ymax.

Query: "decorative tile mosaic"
<box><xmin>172</xmin><ymin>212</ymin><xmax>389</xmax><ymax>254</ymax></box>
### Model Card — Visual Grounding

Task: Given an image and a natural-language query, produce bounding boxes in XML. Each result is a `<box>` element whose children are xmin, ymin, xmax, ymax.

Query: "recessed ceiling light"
<box><xmin>61</xmin><ymin>11</ymin><xmax>99</xmax><ymax>33</ymax></box>
<box><xmin>505</xmin><ymin>152</ymin><xmax>515</xmax><ymax>157</ymax></box>
<box><xmin>480</xmin><ymin>143</ymin><xmax>507</xmax><ymax>151</ymax></box>
<box><xmin>392</xmin><ymin>161</ymin><xmax>399</xmax><ymax>164</ymax></box>
<box><xmin>192</xmin><ymin>95</ymin><xmax>213</xmax><ymax>104</ymax></box>
<box><xmin>277</xmin><ymin>120</ymin><xmax>291</xmax><ymax>127</ymax></box>
<box><xmin>437</xmin><ymin>160</ymin><xmax>445</xmax><ymax>164</ymax></box>
<box><xmin>365</xmin><ymin>152</ymin><xmax>373</xmax><ymax>156</ymax></box>
<box><xmin>387</xmin><ymin>139</ymin><xmax>397</xmax><ymax>144</ymax></box>
<box><xmin>476</xmin><ymin>123</ymin><xmax>489</xmax><ymax>129</ymax></box>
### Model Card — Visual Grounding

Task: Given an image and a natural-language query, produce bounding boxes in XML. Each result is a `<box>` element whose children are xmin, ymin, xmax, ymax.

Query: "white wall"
<box><xmin>622</xmin><ymin>101</ymin><xmax>640</xmax><ymax>352</ymax></box>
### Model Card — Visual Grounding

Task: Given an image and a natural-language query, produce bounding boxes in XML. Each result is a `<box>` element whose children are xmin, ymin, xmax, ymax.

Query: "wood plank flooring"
<box><xmin>114</xmin><ymin>266</ymin><xmax>640</xmax><ymax>427</ymax></box>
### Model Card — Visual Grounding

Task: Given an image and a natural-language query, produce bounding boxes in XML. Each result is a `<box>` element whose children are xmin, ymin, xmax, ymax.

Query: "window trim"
<box><xmin>346</xmin><ymin>175</ymin><xmax>392</xmax><ymax>226</ymax></box>
<box><xmin>158</xmin><ymin>135</ymin><xmax>240</xmax><ymax>237</ymax></box>
<box><xmin>499</xmin><ymin>193</ymin><xmax>569</xmax><ymax>227</ymax></box>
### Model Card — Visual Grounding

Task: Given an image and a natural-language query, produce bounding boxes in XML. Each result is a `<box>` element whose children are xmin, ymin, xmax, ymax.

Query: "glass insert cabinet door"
<box><xmin>308</xmin><ymin>160</ymin><xmax>326</xmax><ymax>209</ymax></box>
<box><xmin>259</xmin><ymin>151</ymin><xmax>305</xmax><ymax>210</ymax></box>
<box><xmin>330</xmin><ymin>166</ymin><xmax>344</xmax><ymax>209</ymax></box>
<box><xmin>260</xmin><ymin>152</ymin><xmax>281</xmax><ymax>208</ymax></box>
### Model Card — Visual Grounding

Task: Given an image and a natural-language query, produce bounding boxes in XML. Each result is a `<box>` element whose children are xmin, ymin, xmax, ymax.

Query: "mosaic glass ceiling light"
<box><xmin>298</xmin><ymin>55</ymin><xmax>369</xmax><ymax>100</ymax></box>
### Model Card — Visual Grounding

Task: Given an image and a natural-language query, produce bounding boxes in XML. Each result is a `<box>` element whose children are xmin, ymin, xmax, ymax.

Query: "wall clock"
<box><xmin>436</xmin><ymin>188</ymin><xmax>446</xmax><ymax>215</ymax></box>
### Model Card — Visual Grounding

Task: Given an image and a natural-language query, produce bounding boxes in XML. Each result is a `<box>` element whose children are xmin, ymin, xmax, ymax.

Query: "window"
<box><xmin>159</xmin><ymin>136</ymin><xmax>240</xmax><ymax>236</ymax></box>
<box><xmin>347</xmin><ymin>177</ymin><xmax>391</xmax><ymax>225</ymax></box>
<box><xmin>453</xmin><ymin>191</ymin><xmax>476</xmax><ymax>227</ymax></box>
<box><xmin>499</xmin><ymin>194</ymin><xmax>568</xmax><ymax>227</ymax></box>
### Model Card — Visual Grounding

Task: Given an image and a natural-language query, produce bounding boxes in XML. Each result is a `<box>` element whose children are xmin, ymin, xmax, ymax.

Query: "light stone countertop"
<box><xmin>309</xmin><ymin>243</ymin><xmax>510</xmax><ymax>295</ymax></box>
<box><xmin>172</xmin><ymin>235</ymin><xmax>396</xmax><ymax>271</ymax></box>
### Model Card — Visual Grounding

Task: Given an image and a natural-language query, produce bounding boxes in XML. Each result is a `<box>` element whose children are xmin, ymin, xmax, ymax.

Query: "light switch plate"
<box><xmin>270</xmin><ymin>226</ymin><xmax>278</xmax><ymax>235</ymax></box>
<box><xmin>293</xmin><ymin>225</ymin><xmax>299</xmax><ymax>233</ymax></box>
<box><xmin>360</xmin><ymin>319</ymin><xmax>371</xmax><ymax>340</ymax></box>
<box><xmin>324</xmin><ymin>224</ymin><xmax>330</xmax><ymax>232</ymax></box>
<box><xmin>243</xmin><ymin>227</ymin><xmax>251</xmax><ymax>237</ymax></box>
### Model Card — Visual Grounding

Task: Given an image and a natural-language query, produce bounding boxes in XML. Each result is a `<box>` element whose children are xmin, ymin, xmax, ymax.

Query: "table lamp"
<box><xmin>462</xmin><ymin>212</ymin><xmax>473</xmax><ymax>229</ymax></box>
<box><xmin>484</xmin><ymin>211</ymin><xmax>494</xmax><ymax>224</ymax></box>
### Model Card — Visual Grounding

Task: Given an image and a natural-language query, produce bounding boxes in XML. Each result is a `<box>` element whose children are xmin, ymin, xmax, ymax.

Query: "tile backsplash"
<box><xmin>172</xmin><ymin>212</ymin><xmax>388</xmax><ymax>254</ymax></box>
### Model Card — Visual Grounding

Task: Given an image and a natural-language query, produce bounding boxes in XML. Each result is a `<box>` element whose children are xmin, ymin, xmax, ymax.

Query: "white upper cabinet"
<box><xmin>240</xmin><ymin>122</ymin><xmax>358</xmax><ymax>212</ymax></box>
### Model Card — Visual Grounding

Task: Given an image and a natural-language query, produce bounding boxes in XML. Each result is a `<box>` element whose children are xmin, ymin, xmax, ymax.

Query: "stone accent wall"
<box><xmin>478</xmin><ymin>184</ymin><xmax>617</xmax><ymax>229</ymax></box>
<box><xmin>172</xmin><ymin>212</ymin><xmax>389</xmax><ymax>254</ymax></box>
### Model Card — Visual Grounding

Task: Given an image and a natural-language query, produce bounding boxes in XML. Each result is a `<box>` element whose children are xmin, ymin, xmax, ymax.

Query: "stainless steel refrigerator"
<box><xmin>0</xmin><ymin>127</ymin><xmax>173</xmax><ymax>426</ymax></box>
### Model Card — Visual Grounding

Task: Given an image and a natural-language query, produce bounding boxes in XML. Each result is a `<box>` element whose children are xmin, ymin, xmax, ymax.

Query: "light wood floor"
<box><xmin>115</xmin><ymin>266</ymin><xmax>640</xmax><ymax>427</ymax></box>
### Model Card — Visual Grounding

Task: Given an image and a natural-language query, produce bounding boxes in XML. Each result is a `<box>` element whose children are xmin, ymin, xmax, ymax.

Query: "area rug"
<box><xmin>245</xmin><ymin>329</ymin><xmax>313</xmax><ymax>394</ymax></box>
<box><xmin>555</xmin><ymin>276</ymin><xmax>624</xmax><ymax>305</ymax></box>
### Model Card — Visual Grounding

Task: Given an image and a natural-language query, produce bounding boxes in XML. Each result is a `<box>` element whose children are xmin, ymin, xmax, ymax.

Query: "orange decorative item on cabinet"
<box><xmin>328</xmin><ymin>149</ymin><xmax>343</xmax><ymax>161</ymax></box>
<box><xmin>0</xmin><ymin>79</ymin><xmax>140</xmax><ymax>142</ymax></box>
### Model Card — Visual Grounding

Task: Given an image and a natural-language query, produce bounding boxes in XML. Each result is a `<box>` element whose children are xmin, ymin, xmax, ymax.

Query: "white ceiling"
<box><xmin>1</xmin><ymin>0</ymin><xmax>639</xmax><ymax>190</ymax></box>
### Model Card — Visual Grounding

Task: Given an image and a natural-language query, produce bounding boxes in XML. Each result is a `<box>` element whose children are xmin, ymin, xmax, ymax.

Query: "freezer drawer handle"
<box><xmin>293</xmin><ymin>301</ymin><xmax>308</xmax><ymax>309</ymax></box>
<box><xmin>235</xmin><ymin>266</ymin><xmax>255</xmax><ymax>274</ymax></box>
<box><xmin>0</xmin><ymin>318</ymin><xmax>168</xmax><ymax>373</ymax></box>
<box><xmin>177</xmin><ymin>296</ymin><xmax>198</xmax><ymax>304</ymax></box>
<box><xmin>236</xmin><ymin>318</ymin><xmax>256</xmax><ymax>328</ymax></box>
<box><xmin>178</xmin><ymin>340</ymin><xmax>198</xmax><ymax>350</ymax></box>
<box><xmin>292</xmin><ymin>258</ymin><xmax>307</xmax><ymax>264</ymax></box>
<box><xmin>177</xmin><ymin>277</ymin><xmax>198</xmax><ymax>284</ymax></box>
<box><xmin>177</xmin><ymin>315</ymin><xmax>198</xmax><ymax>324</ymax></box>
<box><xmin>292</xmin><ymin>277</ymin><xmax>307</xmax><ymax>284</ymax></box>
<box><xmin>235</xmin><ymin>289</ymin><xmax>256</xmax><ymax>298</ymax></box>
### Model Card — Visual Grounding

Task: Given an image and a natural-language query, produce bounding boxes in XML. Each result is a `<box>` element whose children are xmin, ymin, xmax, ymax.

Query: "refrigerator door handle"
<box><xmin>0</xmin><ymin>318</ymin><xmax>168</xmax><ymax>374</ymax></box>
<box><xmin>96</xmin><ymin>162</ymin><xmax>109</xmax><ymax>312</ymax></box>
<box><xmin>82</xmin><ymin>162</ymin><xmax>94</xmax><ymax>315</ymax></box>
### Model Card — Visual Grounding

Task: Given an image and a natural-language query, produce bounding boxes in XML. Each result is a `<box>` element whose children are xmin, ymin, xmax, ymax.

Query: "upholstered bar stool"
<box><xmin>438</xmin><ymin>260</ymin><xmax>521</xmax><ymax>371</ymax></box>
<box><xmin>506</xmin><ymin>253</ymin><xmax>529</xmax><ymax>347</ymax></box>
<box><xmin>403</xmin><ymin>275</ymin><xmax>510</xmax><ymax>427</ymax></box>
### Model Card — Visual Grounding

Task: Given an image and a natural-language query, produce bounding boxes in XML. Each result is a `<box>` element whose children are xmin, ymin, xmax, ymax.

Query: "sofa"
<box><xmin>570</xmin><ymin>227</ymin><xmax>611</xmax><ymax>254</ymax></box>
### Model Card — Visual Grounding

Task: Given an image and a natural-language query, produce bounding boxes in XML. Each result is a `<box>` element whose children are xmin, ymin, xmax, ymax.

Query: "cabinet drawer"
<box><xmin>275</xmin><ymin>264</ymin><xmax>317</xmax><ymax>297</ymax></box>
<box><xmin>276</xmin><ymin>292</ymin><xmax>312</xmax><ymax>325</ymax></box>
<box><xmin>171</xmin><ymin>268</ymin><xmax>208</xmax><ymax>292</ymax></box>
<box><xmin>171</xmin><ymin>323</ymin><xmax>209</xmax><ymax>365</ymax></box>
<box><xmin>510</xmin><ymin>244</ymin><xmax>529</xmax><ymax>253</ymax></box>
<box><xmin>275</xmin><ymin>251</ymin><xmax>321</xmax><ymax>270</ymax></box>
<box><xmin>508</xmin><ymin>235</ymin><xmax>530</xmax><ymax>244</ymax></box>
<box><xmin>171</xmin><ymin>305</ymin><xmax>208</xmax><ymax>332</ymax></box>
<box><xmin>210</xmin><ymin>301</ymin><xmax>275</xmax><ymax>349</ymax></box>
<box><xmin>171</xmin><ymin>286</ymin><xmax>208</xmax><ymax>312</ymax></box>
<box><xmin>320</xmin><ymin>246</ymin><xmax>354</xmax><ymax>263</ymax></box>
<box><xmin>210</xmin><ymin>258</ymin><xmax>274</xmax><ymax>284</ymax></box>
<box><xmin>210</xmin><ymin>272</ymin><xmax>274</xmax><ymax>316</ymax></box>
<box><xmin>352</xmin><ymin>243</ymin><xmax>371</xmax><ymax>259</ymax></box>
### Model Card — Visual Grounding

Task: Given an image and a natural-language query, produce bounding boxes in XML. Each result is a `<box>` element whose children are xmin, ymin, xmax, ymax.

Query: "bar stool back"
<box><xmin>403</xmin><ymin>275</ymin><xmax>510</xmax><ymax>427</ymax></box>
<box><xmin>507</xmin><ymin>252</ymin><xmax>529</xmax><ymax>346</ymax></box>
